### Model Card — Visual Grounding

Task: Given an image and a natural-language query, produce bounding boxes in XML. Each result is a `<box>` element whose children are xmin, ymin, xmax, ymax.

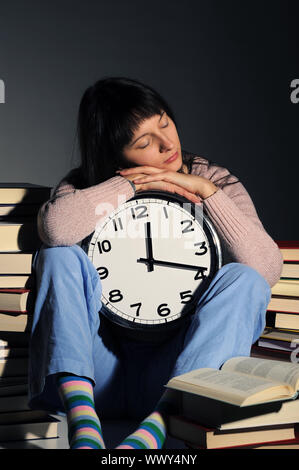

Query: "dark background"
<box><xmin>0</xmin><ymin>0</ymin><xmax>298</xmax><ymax>240</ymax></box>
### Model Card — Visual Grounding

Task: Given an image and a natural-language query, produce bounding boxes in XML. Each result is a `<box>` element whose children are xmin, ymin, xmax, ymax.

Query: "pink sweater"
<box><xmin>37</xmin><ymin>152</ymin><xmax>283</xmax><ymax>287</ymax></box>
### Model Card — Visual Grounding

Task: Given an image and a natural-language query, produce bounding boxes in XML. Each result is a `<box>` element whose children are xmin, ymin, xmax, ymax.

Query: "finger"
<box><xmin>167</xmin><ymin>183</ymin><xmax>201</xmax><ymax>203</ymax></box>
<box><xmin>180</xmin><ymin>191</ymin><xmax>201</xmax><ymax>204</ymax></box>
<box><xmin>123</xmin><ymin>173</ymin><xmax>147</xmax><ymax>180</ymax></box>
<box><xmin>133</xmin><ymin>173</ymin><xmax>166</xmax><ymax>183</ymax></box>
<box><xmin>176</xmin><ymin>188</ymin><xmax>201</xmax><ymax>204</ymax></box>
<box><xmin>133</xmin><ymin>171</ymin><xmax>181</xmax><ymax>184</ymax></box>
<box><xmin>134</xmin><ymin>173</ymin><xmax>192</xmax><ymax>193</ymax></box>
<box><xmin>117</xmin><ymin>166</ymin><xmax>163</xmax><ymax>175</ymax></box>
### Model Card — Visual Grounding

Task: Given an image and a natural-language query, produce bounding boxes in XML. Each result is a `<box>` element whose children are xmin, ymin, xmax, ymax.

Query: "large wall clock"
<box><xmin>87</xmin><ymin>190</ymin><xmax>222</xmax><ymax>337</ymax></box>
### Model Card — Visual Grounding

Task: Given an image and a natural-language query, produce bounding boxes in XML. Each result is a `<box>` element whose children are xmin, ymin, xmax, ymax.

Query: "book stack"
<box><xmin>164</xmin><ymin>356</ymin><xmax>299</xmax><ymax>449</ymax></box>
<box><xmin>251</xmin><ymin>241</ymin><xmax>299</xmax><ymax>363</ymax></box>
<box><xmin>0</xmin><ymin>183</ymin><xmax>60</xmax><ymax>443</ymax></box>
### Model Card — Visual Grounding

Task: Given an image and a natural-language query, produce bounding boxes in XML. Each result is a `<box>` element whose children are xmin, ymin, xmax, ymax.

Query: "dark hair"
<box><xmin>68</xmin><ymin>76</ymin><xmax>190</xmax><ymax>189</ymax></box>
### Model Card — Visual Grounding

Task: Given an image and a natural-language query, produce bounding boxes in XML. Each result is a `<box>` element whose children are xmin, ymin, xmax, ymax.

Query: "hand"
<box><xmin>118</xmin><ymin>166</ymin><xmax>218</xmax><ymax>200</ymax></box>
<box><xmin>116</xmin><ymin>166</ymin><xmax>202</xmax><ymax>204</ymax></box>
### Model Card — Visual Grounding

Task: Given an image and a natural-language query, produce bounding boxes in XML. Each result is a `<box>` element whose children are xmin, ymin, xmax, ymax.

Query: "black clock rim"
<box><xmin>99</xmin><ymin>302</ymin><xmax>194</xmax><ymax>333</ymax></box>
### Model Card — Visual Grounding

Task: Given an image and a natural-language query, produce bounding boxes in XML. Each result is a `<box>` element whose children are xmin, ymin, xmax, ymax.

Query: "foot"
<box><xmin>114</xmin><ymin>389</ymin><xmax>180</xmax><ymax>450</ymax></box>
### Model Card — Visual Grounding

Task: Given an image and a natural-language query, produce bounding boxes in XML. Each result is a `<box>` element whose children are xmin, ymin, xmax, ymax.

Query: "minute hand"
<box><xmin>136</xmin><ymin>257</ymin><xmax>206</xmax><ymax>272</ymax></box>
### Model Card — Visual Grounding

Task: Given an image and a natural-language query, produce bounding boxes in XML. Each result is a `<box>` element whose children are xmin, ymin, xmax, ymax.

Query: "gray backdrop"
<box><xmin>0</xmin><ymin>0</ymin><xmax>298</xmax><ymax>239</ymax></box>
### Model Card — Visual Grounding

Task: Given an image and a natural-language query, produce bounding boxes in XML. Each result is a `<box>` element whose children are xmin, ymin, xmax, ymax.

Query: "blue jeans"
<box><xmin>28</xmin><ymin>244</ymin><xmax>271</xmax><ymax>421</ymax></box>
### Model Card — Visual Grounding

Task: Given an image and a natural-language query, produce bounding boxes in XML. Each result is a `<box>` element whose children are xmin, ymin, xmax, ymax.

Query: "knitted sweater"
<box><xmin>37</xmin><ymin>151</ymin><xmax>283</xmax><ymax>288</ymax></box>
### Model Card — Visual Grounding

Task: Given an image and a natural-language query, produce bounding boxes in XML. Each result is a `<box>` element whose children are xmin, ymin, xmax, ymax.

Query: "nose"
<box><xmin>159</xmin><ymin>134</ymin><xmax>174</xmax><ymax>152</ymax></box>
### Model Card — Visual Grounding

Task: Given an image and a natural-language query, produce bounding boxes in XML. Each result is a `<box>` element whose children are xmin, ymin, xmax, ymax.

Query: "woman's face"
<box><xmin>122</xmin><ymin>111</ymin><xmax>183</xmax><ymax>172</ymax></box>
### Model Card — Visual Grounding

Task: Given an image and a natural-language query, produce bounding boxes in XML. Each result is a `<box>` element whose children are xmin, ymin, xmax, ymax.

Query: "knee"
<box><xmin>34</xmin><ymin>244</ymin><xmax>82</xmax><ymax>270</ymax></box>
<box><xmin>33</xmin><ymin>243</ymin><xmax>102</xmax><ymax>298</ymax></box>
<box><xmin>33</xmin><ymin>244</ymin><xmax>100</xmax><ymax>287</ymax></box>
<box><xmin>218</xmin><ymin>262</ymin><xmax>271</xmax><ymax>301</ymax></box>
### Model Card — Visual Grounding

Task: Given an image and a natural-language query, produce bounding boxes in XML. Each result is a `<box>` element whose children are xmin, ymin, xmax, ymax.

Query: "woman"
<box><xmin>28</xmin><ymin>76</ymin><xmax>283</xmax><ymax>450</ymax></box>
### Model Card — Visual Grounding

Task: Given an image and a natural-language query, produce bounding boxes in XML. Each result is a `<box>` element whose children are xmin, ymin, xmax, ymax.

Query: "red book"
<box><xmin>181</xmin><ymin>423</ymin><xmax>299</xmax><ymax>449</ymax></box>
<box><xmin>167</xmin><ymin>415</ymin><xmax>298</xmax><ymax>449</ymax></box>
<box><xmin>185</xmin><ymin>435</ymin><xmax>299</xmax><ymax>449</ymax></box>
<box><xmin>0</xmin><ymin>289</ymin><xmax>30</xmax><ymax>313</ymax></box>
<box><xmin>250</xmin><ymin>343</ymin><xmax>291</xmax><ymax>362</ymax></box>
<box><xmin>275</xmin><ymin>241</ymin><xmax>299</xmax><ymax>262</ymax></box>
<box><xmin>276</xmin><ymin>241</ymin><xmax>299</xmax><ymax>248</ymax></box>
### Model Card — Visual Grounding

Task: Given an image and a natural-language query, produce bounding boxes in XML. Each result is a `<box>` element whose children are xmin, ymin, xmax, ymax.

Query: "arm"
<box><xmin>196</xmin><ymin>160</ymin><xmax>283</xmax><ymax>288</ymax></box>
<box><xmin>120</xmin><ymin>156</ymin><xmax>283</xmax><ymax>287</ymax></box>
<box><xmin>37</xmin><ymin>175</ymin><xmax>135</xmax><ymax>247</ymax></box>
<box><xmin>123</xmin><ymin>156</ymin><xmax>283</xmax><ymax>287</ymax></box>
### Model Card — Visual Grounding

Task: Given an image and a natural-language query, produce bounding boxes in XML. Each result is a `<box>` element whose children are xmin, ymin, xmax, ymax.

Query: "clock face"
<box><xmin>88</xmin><ymin>191</ymin><xmax>221</xmax><ymax>331</ymax></box>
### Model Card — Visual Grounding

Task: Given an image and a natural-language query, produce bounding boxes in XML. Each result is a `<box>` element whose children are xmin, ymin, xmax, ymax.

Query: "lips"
<box><xmin>164</xmin><ymin>151</ymin><xmax>178</xmax><ymax>164</ymax></box>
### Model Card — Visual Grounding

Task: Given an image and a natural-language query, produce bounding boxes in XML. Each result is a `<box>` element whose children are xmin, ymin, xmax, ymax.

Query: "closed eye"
<box><xmin>138</xmin><ymin>122</ymin><xmax>169</xmax><ymax>149</ymax></box>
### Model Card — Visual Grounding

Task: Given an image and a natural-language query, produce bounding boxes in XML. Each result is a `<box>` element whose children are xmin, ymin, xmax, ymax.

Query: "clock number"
<box><xmin>157</xmin><ymin>303</ymin><xmax>171</xmax><ymax>317</ymax></box>
<box><xmin>131</xmin><ymin>205</ymin><xmax>148</xmax><ymax>219</ymax></box>
<box><xmin>130</xmin><ymin>302</ymin><xmax>142</xmax><ymax>317</ymax></box>
<box><xmin>97</xmin><ymin>240</ymin><xmax>111</xmax><ymax>254</ymax></box>
<box><xmin>96</xmin><ymin>267</ymin><xmax>109</xmax><ymax>279</ymax></box>
<box><xmin>108</xmin><ymin>289</ymin><xmax>123</xmax><ymax>302</ymax></box>
<box><xmin>180</xmin><ymin>290</ymin><xmax>194</xmax><ymax>304</ymax></box>
<box><xmin>194</xmin><ymin>267</ymin><xmax>208</xmax><ymax>280</ymax></box>
<box><xmin>163</xmin><ymin>207</ymin><xmax>169</xmax><ymax>219</ymax></box>
<box><xmin>194</xmin><ymin>241</ymin><xmax>208</xmax><ymax>255</ymax></box>
<box><xmin>113</xmin><ymin>218</ymin><xmax>124</xmax><ymax>231</ymax></box>
<box><xmin>181</xmin><ymin>219</ymin><xmax>194</xmax><ymax>233</ymax></box>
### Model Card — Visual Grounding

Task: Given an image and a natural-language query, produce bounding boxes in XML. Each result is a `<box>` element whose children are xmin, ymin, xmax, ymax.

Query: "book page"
<box><xmin>166</xmin><ymin>368</ymin><xmax>294</xmax><ymax>406</ymax></box>
<box><xmin>222</xmin><ymin>357</ymin><xmax>299</xmax><ymax>391</ymax></box>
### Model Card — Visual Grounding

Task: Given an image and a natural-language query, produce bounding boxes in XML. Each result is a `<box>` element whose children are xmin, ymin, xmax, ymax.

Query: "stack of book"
<box><xmin>0</xmin><ymin>183</ymin><xmax>59</xmax><ymax>442</ymax></box>
<box><xmin>164</xmin><ymin>356</ymin><xmax>299</xmax><ymax>449</ymax></box>
<box><xmin>164</xmin><ymin>241</ymin><xmax>299</xmax><ymax>449</ymax></box>
<box><xmin>251</xmin><ymin>241</ymin><xmax>299</xmax><ymax>363</ymax></box>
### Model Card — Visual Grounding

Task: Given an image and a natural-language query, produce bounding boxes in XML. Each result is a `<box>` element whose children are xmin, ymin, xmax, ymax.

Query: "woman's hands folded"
<box><xmin>116</xmin><ymin>165</ymin><xmax>218</xmax><ymax>203</ymax></box>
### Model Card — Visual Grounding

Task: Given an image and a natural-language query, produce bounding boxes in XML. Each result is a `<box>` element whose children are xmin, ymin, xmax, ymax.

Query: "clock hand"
<box><xmin>144</xmin><ymin>222</ymin><xmax>154</xmax><ymax>272</ymax></box>
<box><xmin>136</xmin><ymin>257</ymin><xmax>207</xmax><ymax>273</ymax></box>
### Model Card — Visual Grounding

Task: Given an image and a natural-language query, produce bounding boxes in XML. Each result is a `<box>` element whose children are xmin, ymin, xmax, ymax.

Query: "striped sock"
<box><xmin>115</xmin><ymin>410</ymin><xmax>166</xmax><ymax>450</ymax></box>
<box><xmin>56</xmin><ymin>374</ymin><xmax>106</xmax><ymax>449</ymax></box>
<box><xmin>115</xmin><ymin>390</ymin><xmax>179</xmax><ymax>450</ymax></box>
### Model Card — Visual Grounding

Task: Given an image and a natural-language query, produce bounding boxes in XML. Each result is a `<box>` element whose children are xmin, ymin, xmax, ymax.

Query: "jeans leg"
<box><xmin>28</xmin><ymin>244</ymin><xmax>125</xmax><ymax>417</ymax></box>
<box><xmin>168</xmin><ymin>262</ymin><xmax>272</xmax><ymax>379</ymax></box>
<box><xmin>108</xmin><ymin>263</ymin><xmax>271</xmax><ymax>421</ymax></box>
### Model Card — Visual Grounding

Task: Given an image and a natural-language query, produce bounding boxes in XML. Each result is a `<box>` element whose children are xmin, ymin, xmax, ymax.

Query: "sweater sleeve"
<box><xmin>192</xmin><ymin>159</ymin><xmax>283</xmax><ymax>287</ymax></box>
<box><xmin>37</xmin><ymin>175</ymin><xmax>135</xmax><ymax>247</ymax></box>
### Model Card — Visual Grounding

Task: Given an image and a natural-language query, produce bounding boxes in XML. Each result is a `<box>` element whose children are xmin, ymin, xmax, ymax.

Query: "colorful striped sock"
<box><xmin>115</xmin><ymin>410</ymin><xmax>166</xmax><ymax>450</ymax></box>
<box><xmin>115</xmin><ymin>390</ymin><xmax>179</xmax><ymax>450</ymax></box>
<box><xmin>56</xmin><ymin>373</ymin><xmax>106</xmax><ymax>449</ymax></box>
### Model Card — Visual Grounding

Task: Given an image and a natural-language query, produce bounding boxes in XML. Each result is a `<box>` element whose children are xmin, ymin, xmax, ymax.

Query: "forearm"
<box><xmin>37</xmin><ymin>176</ymin><xmax>135</xmax><ymax>246</ymax></box>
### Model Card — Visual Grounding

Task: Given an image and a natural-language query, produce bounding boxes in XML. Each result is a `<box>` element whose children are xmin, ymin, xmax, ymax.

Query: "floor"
<box><xmin>0</xmin><ymin>415</ymin><xmax>188</xmax><ymax>449</ymax></box>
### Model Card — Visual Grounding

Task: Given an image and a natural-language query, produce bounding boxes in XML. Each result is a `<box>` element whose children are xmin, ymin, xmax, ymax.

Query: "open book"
<box><xmin>165</xmin><ymin>357</ymin><xmax>299</xmax><ymax>407</ymax></box>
